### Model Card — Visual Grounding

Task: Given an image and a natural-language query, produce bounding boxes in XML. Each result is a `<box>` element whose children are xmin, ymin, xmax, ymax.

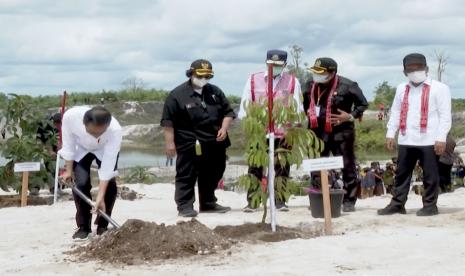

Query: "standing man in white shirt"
<box><xmin>238</xmin><ymin>49</ymin><xmax>303</xmax><ymax>212</ymax></box>
<box><xmin>59</xmin><ymin>106</ymin><xmax>122</xmax><ymax>239</ymax></box>
<box><xmin>378</xmin><ymin>53</ymin><xmax>451</xmax><ymax>216</ymax></box>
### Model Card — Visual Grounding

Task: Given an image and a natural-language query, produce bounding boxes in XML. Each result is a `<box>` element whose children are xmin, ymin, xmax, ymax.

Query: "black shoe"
<box><xmin>72</xmin><ymin>227</ymin><xmax>90</xmax><ymax>240</ymax></box>
<box><xmin>377</xmin><ymin>204</ymin><xmax>407</xmax><ymax>215</ymax></box>
<box><xmin>416</xmin><ymin>206</ymin><xmax>439</xmax><ymax>216</ymax></box>
<box><xmin>96</xmin><ymin>227</ymin><xmax>108</xmax><ymax>236</ymax></box>
<box><xmin>342</xmin><ymin>203</ymin><xmax>356</xmax><ymax>212</ymax></box>
<box><xmin>200</xmin><ymin>203</ymin><xmax>231</xmax><ymax>213</ymax></box>
<box><xmin>275</xmin><ymin>202</ymin><xmax>289</xmax><ymax>212</ymax></box>
<box><xmin>178</xmin><ymin>207</ymin><xmax>198</xmax><ymax>217</ymax></box>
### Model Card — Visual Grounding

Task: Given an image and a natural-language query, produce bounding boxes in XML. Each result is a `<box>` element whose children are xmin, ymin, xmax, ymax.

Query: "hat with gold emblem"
<box><xmin>186</xmin><ymin>59</ymin><xmax>214</xmax><ymax>78</ymax></box>
<box><xmin>309</xmin><ymin>57</ymin><xmax>338</xmax><ymax>74</ymax></box>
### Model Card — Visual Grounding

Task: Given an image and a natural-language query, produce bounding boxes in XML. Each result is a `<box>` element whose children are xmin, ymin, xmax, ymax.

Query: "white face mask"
<box><xmin>407</xmin><ymin>70</ymin><xmax>427</xmax><ymax>84</ymax></box>
<box><xmin>312</xmin><ymin>73</ymin><xmax>331</xmax><ymax>83</ymax></box>
<box><xmin>191</xmin><ymin>77</ymin><xmax>209</xmax><ymax>88</ymax></box>
<box><xmin>272</xmin><ymin>66</ymin><xmax>284</xmax><ymax>77</ymax></box>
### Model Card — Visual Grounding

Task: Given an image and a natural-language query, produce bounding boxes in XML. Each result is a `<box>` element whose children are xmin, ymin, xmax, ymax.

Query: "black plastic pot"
<box><xmin>308</xmin><ymin>189</ymin><xmax>345</xmax><ymax>218</ymax></box>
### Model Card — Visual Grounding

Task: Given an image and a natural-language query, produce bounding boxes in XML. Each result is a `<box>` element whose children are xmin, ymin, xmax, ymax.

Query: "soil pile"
<box><xmin>71</xmin><ymin>219</ymin><xmax>323</xmax><ymax>265</ymax></box>
<box><xmin>214</xmin><ymin>223</ymin><xmax>322</xmax><ymax>242</ymax></box>
<box><xmin>72</xmin><ymin>219</ymin><xmax>232</xmax><ymax>265</ymax></box>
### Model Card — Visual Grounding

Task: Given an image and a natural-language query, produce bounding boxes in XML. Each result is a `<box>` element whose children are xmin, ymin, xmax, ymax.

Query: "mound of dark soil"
<box><xmin>71</xmin><ymin>219</ymin><xmax>232</xmax><ymax>265</ymax></box>
<box><xmin>214</xmin><ymin>223</ymin><xmax>322</xmax><ymax>242</ymax></box>
<box><xmin>70</xmin><ymin>219</ymin><xmax>322</xmax><ymax>265</ymax></box>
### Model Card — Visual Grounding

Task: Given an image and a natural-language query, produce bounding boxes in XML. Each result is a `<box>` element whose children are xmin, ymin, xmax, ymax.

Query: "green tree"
<box><xmin>373</xmin><ymin>81</ymin><xmax>396</xmax><ymax>108</ymax></box>
<box><xmin>0</xmin><ymin>92</ymin><xmax>8</xmax><ymax>109</ymax></box>
<box><xmin>0</xmin><ymin>94</ymin><xmax>55</xmax><ymax>192</ymax></box>
<box><xmin>354</xmin><ymin>120</ymin><xmax>388</xmax><ymax>161</ymax></box>
<box><xmin>287</xmin><ymin>44</ymin><xmax>311</xmax><ymax>85</ymax></box>
<box><xmin>227</xmin><ymin>95</ymin><xmax>241</xmax><ymax>105</ymax></box>
<box><xmin>238</xmin><ymin>98</ymin><xmax>323</xmax><ymax>223</ymax></box>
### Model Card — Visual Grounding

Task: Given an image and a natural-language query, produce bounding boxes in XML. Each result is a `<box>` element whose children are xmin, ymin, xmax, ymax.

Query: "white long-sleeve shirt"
<box><xmin>58</xmin><ymin>106</ymin><xmax>123</xmax><ymax>181</ymax></box>
<box><xmin>238</xmin><ymin>72</ymin><xmax>303</xmax><ymax>119</ymax></box>
<box><xmin>386</xmin><ymin>78</ymin><xmax>451</xmax><ymax>146</ymax></box>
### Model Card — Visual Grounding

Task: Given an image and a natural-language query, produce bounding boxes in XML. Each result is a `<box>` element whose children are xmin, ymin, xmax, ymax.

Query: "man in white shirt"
<box><xmin>238</xmin><ymin>49</ymin><xmax>303</xmax><ymax>212</ymax></box>
<box><xmin>378</xmin><ymin>53</ymin><xmax>451</xmax><ymax>216</ymax></box>
<box><xmin>59</xmin><ymin>106</ymin><xmax>122</xmax><ymax>239</ymax></box>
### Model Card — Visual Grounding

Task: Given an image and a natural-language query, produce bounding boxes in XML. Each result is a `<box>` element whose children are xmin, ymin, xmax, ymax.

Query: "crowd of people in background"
<box><xmin>352</xmin><ymin>152</ymin><xmax>465</xmax><ymax>200</ymax></box>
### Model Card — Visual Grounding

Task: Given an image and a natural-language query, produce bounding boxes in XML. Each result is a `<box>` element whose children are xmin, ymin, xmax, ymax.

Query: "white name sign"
<box><xmin>302</xmin><ymin>156</ymin><xmax>344</xmax><ymax>172</ymax></box>
<box><xmin>14</xmin><ymin>162</ymin><xmax>41</xmax><ymax>173</ymax></box>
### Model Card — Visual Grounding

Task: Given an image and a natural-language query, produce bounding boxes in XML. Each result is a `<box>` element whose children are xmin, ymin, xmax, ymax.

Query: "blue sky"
<box><xmin>1</xmin><ymin>0</ymin><xmax>464</xmax><ymax>99</ymax></box>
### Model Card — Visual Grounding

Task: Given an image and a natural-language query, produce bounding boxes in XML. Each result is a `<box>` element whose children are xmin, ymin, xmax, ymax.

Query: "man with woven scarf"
<box><xmin>378</xmin><ymin>53</ymin><xmax>451</xmax><ymax>216</ymax></box>
<box><xmin>303</xmin><ymin>57</ymin><xmax>368</xmax><ymax>212</ymax></box>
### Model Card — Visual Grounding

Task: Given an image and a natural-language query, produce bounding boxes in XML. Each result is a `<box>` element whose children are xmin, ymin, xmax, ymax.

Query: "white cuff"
<box><xmin>386</xmin><ymin>129</ymin><xmax>397</xmax><ymax>139</ymax></box>
<box><xmin>57</xmin><ymin>149</ymin><xmax>75</xmax><ymax>161</ymax></box>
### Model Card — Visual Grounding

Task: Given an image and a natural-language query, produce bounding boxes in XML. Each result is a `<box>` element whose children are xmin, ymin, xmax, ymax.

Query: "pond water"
<box><xmin>0</xmin><ymin>149</ymin><xmax>245</xmax><ymax>169</ymax></box>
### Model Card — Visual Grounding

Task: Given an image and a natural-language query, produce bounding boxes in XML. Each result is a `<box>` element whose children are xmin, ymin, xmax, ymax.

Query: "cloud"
<box><xmin>0</xmin><ymin>0</ymin><xmax>464</xmax><ymax>99</ymax></box>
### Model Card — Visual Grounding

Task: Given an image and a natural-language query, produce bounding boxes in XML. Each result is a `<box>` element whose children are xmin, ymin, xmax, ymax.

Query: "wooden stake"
<box><xmin>321</xmin><ymin>170</ymin><xmax>332</xmax><ymax>235</ymax></box>
<box><xmin>21</xmin><ymin>171</ymin><xmax>29</xmax><ymax>207</ymax></box>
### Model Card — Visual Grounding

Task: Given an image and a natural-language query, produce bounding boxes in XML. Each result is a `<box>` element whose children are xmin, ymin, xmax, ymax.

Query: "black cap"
<box><xmin>310</xmin><ymin>57</ymin><xmax>338</xmax><ymax>74</ymax></box>
<box><xmin>187</xmin><ymin>59</ymin><xmax>214</xmax><ymax>77</ymax></box>
<box><xmin>266</xmin><ymin>49</ymin><xmax>287</xmax><ymax>65</ymax></box>
<box><xmin>403</xmin><ymin>53</ymin><xmax>427</xmax><ymax>69</ymax></box>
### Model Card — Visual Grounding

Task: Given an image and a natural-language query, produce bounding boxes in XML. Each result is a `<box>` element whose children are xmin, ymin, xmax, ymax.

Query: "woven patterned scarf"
<box><xmin>307</xmin><ymin>75</ymin><xmax>339</xmax><ymax>133</ymax></box>
<box><xmin>399</xmin><ymin>83</ymin><xmax>431</xmax><ymax>135</ymax></box>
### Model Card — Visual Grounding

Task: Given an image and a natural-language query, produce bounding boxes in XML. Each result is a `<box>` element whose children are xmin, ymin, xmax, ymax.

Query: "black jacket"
<box><xmin>303</xmin><ymin>75</ymin><xmax>368</xmax><ymax>138</ymax></box>
<box><xmin>161</xmin><ymin>80</ymin><xmax>236</xmax><ymax>152</ymax></box>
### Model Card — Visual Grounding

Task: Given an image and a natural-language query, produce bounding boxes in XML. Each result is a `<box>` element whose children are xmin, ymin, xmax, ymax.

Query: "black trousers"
<box><xmin>73</xmin><ymin>153</ymin><xmax>118</xmax><ymax>231</ymax></box>
<box><xmin>319</xmin><ymin>130</ymin><xmax>358</xmax><ymax>205</ymax></box>
<box><xmin>247</xmin><ymin>139</ymin><xmax>290</xmax><ymax>206</ymax></box>
<box><xmin>438</xmin><ymin>162</ymin><xmax>453</xmax><ymax>191</ymax></box>
<box><xmin>175</xmin><ymin>144</ymin><xmax>226</xmax><ymax>211</ymax></box>
<box><xmin>391</xmin><ymin>145</ymin><xmax>439</xmax><ymax>208</ymax></box>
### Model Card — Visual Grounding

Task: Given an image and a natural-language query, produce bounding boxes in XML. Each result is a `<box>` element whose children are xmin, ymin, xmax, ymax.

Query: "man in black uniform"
<box><xmin>161</xmin><ymin>59</ymin><xmax>236</xmax><ymax>217</ymax></box>
<box><xmin>303</xmin><ymin>57</ymin><xmax>368</xmax><ymax>212</ymax></box>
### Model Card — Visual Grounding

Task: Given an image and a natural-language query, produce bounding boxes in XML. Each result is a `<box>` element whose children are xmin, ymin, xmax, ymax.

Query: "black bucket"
<box><xmin>308</xmin><ymin>189</ymin><xmax>345</xmax><ymax>218</ymax></box>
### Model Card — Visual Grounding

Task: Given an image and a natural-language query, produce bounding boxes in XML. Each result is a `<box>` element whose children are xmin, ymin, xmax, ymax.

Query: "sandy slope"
<box><xmin>1</xmin><ymin>183</ymin><xmax>465</xmax><ymax>276</ymax></box>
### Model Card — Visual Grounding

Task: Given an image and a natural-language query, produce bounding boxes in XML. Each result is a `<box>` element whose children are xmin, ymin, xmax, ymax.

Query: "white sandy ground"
<box><xmin>1</xmin><ymin>183</ymin><xmax>465</xmax><ymax>276</ymax></box>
